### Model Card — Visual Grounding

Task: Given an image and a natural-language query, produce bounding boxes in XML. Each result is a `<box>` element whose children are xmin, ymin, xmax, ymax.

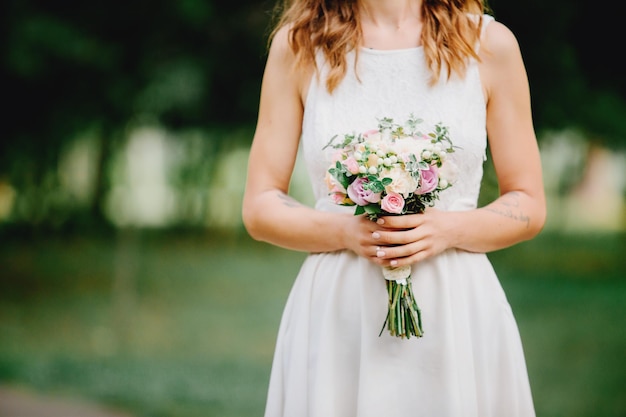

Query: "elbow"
<box><xmin>526</xmin><ymin>200</ymin><xmax>547</xmax><ymax>240</ymax></box>
<box><xmin>527</xmin><ymin>217</ymin><xmax>545</xmax><ymax>241</ymax></box>
<box><xmin>241</xmin><ymin>201</ymin><xmax>265</xmax><ymax>242</ymax></box>
<box><xmin>241</xmin><ymin>206</ymin><xmax>260</xmax><ymax>241</ymax></box>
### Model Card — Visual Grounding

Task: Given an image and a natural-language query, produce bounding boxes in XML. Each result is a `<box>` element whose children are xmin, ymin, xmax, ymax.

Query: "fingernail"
<box><xmin>372</xmin><ymin>232</ymin><xmax>380</xmax><ymax>239</ymax></box>
<box><xmin>377</xmin><ymin>218</ymin><xmax>385</xmax><ymax>225</ymax></box>
<box><xmin>376</xmin><ymin>250</ymin><xmax>385</xmax><ymax>257</ymax></box>
<box><xmin>390</xmin><ymin>260</ymin><xmax>398</xmax><ymax>266</ymax></box>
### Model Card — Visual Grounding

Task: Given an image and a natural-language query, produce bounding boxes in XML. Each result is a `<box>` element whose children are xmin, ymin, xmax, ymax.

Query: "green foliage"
<box><xmin>0</xmin><ymin>0</ymin><xmax>274</xmax><ymax>229</ymax></box>
<box><xmin>362</xmin><ymin>175</ymin><xmax>389</xmax><ymax>193</ymax></box>
<box><xmin>328</xmin><ymin>160</ymin><xmax>350</xmax><ymax>190</ymax></box>
<box><xmin>0</xmin><ymin>0</ymin><xmax>624</xmax><ymax>231</ymax></box>
<box><xmin>491</xmin><ymin>0</ymin><xmax>626</xmax><ymax>149</ymax></box>
<box><xmin>0</xmin><ymin>231</ymin><xmax>624</xmax><ymax>416</ymax></box>
<box><xmin>323</xmin><ymin>133</ymin><xmax>359</xmax><ymax>150</ymax></box>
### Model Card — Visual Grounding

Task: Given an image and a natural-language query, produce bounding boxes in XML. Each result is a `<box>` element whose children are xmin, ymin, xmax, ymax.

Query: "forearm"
<box><xmin>448</xmin><ymin>191</ymin><xmax>546</xmax><ymax>254</ymax></box>
<box><xmin>242</xmin><ymin>190</ymin><xmax>352</xmax><ymax>253</ymax></box>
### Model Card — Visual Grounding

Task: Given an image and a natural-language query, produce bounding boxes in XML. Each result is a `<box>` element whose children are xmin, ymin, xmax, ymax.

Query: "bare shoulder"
<box><xmin>265</xmin><ymin>24</ymin><xmax>314</xmax><ymax>105</ymax></box>
<box><xmin>267</xmin><ymin>24</ymin><xmax>295</xmax><ymax>64</ymax></box>
<box><xmin>478</xmin><ymin>19</ymin><xmax>528</xmax><ymax>101</ymax></box>
<box><xmin>480</xmin><ymin>19</ymin><xmax>523</xmax><ymax>63</ymax></box>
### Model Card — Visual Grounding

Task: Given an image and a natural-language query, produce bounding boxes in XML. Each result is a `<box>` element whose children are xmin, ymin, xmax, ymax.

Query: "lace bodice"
<box><xmin>301</xmin><ymin>15</ymin><xmax>492</xmax><ymax>213</ymax></box>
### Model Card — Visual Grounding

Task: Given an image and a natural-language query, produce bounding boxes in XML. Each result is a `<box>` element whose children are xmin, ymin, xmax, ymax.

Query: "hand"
<box><xmin>341</xmin><ymin>214</ymin><xmax>386</xmax><ymax>264</ymax></box>
<box><xmin>368</xmin><ymin>208</ymin><xmax>456</xmax><ymax>268</ymax></box>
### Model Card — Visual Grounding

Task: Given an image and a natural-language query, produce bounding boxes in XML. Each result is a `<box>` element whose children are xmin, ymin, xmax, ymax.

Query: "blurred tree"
<box><xmin>0</xmin><ymin>0</ymin><xmax>273</xmax><ymax>228</ymax></box>
<box><xmin>491</xmin><ymin>0</ymin><xmax>626</xmax><ymax>150</ymax></box>
<box><xmin>0</xmin><ymin>0</ymin><xmax>624</xmax><ymax>230</ymax></box>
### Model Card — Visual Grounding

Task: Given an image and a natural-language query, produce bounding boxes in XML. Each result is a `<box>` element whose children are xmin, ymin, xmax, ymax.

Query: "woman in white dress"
<box><xmin>242</xmin><ymin>0</ymin><xmax>546</xmax><ymax>416</ymax></box>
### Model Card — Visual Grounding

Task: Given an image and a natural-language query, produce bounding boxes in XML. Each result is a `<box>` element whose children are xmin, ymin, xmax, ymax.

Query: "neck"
<box><xmin>359</xmin><ymin>0</ymin><xmax>423</xmax><ymax>29</ymax></box>
<box><xmin>358</xmin><ymin>0</ymin><xmax>424</xmax><ymax>50</ymax></box>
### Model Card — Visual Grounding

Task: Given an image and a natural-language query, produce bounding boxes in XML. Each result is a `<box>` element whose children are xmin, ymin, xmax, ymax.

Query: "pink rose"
<box><xmin>347</xmin><ymin>177</ymin><xmax>381</xmax><ymax>206</ymax></box>
<box><xmin>415</xmin><ymin>164</ymin><xmax>439</xmax><ymax>195</ymax></box>
<box><xmin>331</xmin><ymin>150</ymin><xmax>344</xmax><ymax>163</ymax></box>
<box><xmin>381</xmin><ymin>192</ymin><xmax>405</xmax><ymax>214</ymax></box>
<box><xmin>344</xmin><ymin>156</ymin><xmax>360</xmax><ymax>175</ymax></box>
<box><xmin>329</xmin><ymin>185</ymin><xmax>352</xmax><ymax>205</ymax></box>
<box><xmin>363</xmin><ymin>129</ymin><xmax>381</xmax><ymax>140</ymax></box>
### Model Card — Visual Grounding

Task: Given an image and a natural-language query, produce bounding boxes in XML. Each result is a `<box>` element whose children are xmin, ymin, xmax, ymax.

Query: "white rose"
<box><xmin>391</xmin><ymin>137</ymin><xmax>432</xmax><ymax>160</ymax></box>
<box><xmin>382</xmin><ymin>166</ymin><xmax>419</xmax><ymax>197</ymax></box>
<box><xmin>438</xmin><ymin>159</ymin><xmax>459</xmax><ymax>184</ymax></box>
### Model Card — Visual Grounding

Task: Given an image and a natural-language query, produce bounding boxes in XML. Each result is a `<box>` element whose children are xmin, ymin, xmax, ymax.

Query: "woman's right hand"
<box><xmin>341</xmin><ymin>214</ymin><xmax>390</xmax><ymax>265</ymax></box>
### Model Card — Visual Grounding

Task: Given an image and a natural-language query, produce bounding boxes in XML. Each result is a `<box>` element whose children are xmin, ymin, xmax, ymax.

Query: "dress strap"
<box><xmin>476</xmin><ymin>14</ymin><xmax>495</xmax><ymax>54</ymax></box>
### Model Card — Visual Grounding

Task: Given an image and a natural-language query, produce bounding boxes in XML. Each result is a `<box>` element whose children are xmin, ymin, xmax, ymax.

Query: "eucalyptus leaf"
<box><xmin>418</xmin><ymin>161</ymin><xmax>429</xmax><ymax>170</ymax></box>
<box><xmin>364</xmin><ymin>204</ymin><xmax>381</xmax><ymax>215</ymax></box>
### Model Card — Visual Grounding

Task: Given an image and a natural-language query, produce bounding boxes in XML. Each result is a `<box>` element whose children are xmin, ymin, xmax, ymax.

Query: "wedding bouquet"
<box><xmin>323</xmin><ymin>114</ymin><xmax>456</xmax><ymax>339</ymax></box>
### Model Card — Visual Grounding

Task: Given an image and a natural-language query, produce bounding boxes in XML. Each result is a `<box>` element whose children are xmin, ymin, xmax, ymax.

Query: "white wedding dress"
<box><xmin>264</xmin><ymin>15</ymin><xmax>536</xmax><ymax>417</ymax></box>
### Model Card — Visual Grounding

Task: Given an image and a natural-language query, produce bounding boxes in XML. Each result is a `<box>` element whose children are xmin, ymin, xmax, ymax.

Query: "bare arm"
<box><xmin>370</xmin><ymin>21</ymin><xmax>547</xmax><ymax>266</ymax></box>
<box><xmin>242</xmin><ymin>27</ymin><xmax>373</xmax><ymax>253</ymax></box>
<box><xmin>456</xmin><ymin>21</ymin><xmax>546</xmax><ymax>249</ymax></box>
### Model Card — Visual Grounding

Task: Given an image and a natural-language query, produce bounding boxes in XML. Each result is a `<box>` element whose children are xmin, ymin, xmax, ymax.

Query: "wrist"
<box><xmin>444</xmin><ymin>210</ymin><xmax>466</xmax><ymax>250</ymax></box>
<box><xmin>334</xmin><ymin>212</ymin><xmax>354</xmax><ymax>251</ymax></box>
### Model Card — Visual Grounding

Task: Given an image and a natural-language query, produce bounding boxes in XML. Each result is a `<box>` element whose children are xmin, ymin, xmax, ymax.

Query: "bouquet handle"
<box><xmin>379</xmin><ymin>265</ymin><xmax>424</xmax><ymax>339</ymax></box>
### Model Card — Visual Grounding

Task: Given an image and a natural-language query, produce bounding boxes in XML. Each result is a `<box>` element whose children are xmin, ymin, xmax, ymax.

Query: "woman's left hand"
<box><xmin>370</xmin><ymin>208</ymin><xmax>458</xmax><ymax>267</ymax></box>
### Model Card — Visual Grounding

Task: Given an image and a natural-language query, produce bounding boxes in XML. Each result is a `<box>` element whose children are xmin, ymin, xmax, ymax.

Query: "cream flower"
<box><xmin>324</xmin><ymin>171</ymin><xmax>346</xmax><ymax>193</ymax></box>
<box><xmin>383</xmin><ymin>166</ymin><xmax>419</xmax><ymax>197</ymax></box>
<box><xmin>438</xmin><ymin>159</ymin><xmax>459</xmax><ymax>184</ymax></box>
<box><xmin>392</xmin><ymin>137</ymin><xmax>432</xmax><ymax>162</ymax></box>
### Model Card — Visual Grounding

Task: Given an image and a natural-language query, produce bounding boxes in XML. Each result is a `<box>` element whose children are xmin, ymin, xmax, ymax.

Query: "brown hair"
<box><xmin>269</xmin><ymin>0</ymin><xmax>489</xmax><ymax>92</ymax></box>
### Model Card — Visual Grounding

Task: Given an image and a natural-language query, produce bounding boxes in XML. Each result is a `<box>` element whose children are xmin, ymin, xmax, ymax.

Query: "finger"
<box><xmin>380</xmin><ymin>240</ymin><xmax>423</xmax><ymax>259</ymax></box>
<box><xmin>377</xmin><ymin>213</ymin><xmax>424</xmax><ymax>229</ymax></box>
<box><xmin>372</xmin><ymin>229</ymin><xmax>419</xmax><ymax>246</ymax></box>
<box><xmin>387</xmin><ymin>247</ymin><xmax>433</xmax><ymax>267</ymax></box>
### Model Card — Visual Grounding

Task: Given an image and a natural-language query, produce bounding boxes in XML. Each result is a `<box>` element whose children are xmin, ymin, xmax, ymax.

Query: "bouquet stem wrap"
<box><xmin>379</xmin><ymin>265</ymin><xmax>423</xmax><ymax>339</ymax></box>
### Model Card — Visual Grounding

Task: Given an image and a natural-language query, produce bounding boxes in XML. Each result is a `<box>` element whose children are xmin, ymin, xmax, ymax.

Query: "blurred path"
<box><xmin>0</xmin><ymin>386</ymin><xmax>135</xmax><ymax>417</ymax></box>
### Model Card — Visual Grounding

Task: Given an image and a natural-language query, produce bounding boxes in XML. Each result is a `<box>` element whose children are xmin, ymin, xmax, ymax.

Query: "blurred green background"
<box><xmin>0</xmin><ymin>0</ymin><xmax>625</xmax><ymax>416</ymax></box>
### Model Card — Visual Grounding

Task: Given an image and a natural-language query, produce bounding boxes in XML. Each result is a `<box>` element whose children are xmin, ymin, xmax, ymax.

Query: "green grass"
<box><xmin>0</xmin><ymin>230</ymin><xmax>624</xmax><ymax>417</ymax></box>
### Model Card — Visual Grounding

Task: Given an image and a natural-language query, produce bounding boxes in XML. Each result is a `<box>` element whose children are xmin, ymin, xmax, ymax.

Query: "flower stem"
<box><xmin>379</xmin><ymin>276</ymin><xmax>424</xmax><ymax>339</ymax></box>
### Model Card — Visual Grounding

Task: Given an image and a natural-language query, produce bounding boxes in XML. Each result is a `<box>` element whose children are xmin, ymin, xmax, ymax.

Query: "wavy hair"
<box><xmin>269</xmin><ymin>0</ymin><xmax>490</xmax><ymax>92</ymax></box>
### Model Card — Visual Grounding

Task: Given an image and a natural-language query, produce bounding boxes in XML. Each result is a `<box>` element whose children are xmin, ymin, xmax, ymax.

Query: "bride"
<box><xmin>243</xmin><ymin>0</ymin><xmax>546</xmax><ymax>416</ymax></box>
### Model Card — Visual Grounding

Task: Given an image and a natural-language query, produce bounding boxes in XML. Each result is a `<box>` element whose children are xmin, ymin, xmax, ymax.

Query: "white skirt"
<box><xmin>263</xmin><ymin>245</ymin><xmax>536</xmax><ymax>417</ymax></box>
